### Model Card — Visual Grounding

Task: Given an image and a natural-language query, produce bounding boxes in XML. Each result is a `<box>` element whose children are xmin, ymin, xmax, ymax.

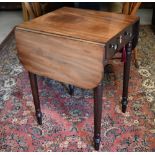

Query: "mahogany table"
<box><xmin>15</xmin><ymin>7</ymin><xmax>139</xmax><ymax>150</ymax></box>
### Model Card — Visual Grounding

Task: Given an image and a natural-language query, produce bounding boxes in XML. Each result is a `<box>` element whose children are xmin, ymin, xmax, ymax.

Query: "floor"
<box><xmin>0</xmin><ymin>11</ymin><xmax>23</xmax><ymax>44</ymax></box>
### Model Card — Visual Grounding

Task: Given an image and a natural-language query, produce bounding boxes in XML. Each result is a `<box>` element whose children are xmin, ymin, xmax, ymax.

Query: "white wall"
<box><xmin>0</xmin><ymin>11</ymin><xmax>23</xmax><ymax>44</ymax></box>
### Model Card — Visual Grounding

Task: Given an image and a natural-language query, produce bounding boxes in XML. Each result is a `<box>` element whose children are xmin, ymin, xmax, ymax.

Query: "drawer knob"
<box><xmin>124</xmin><ymin>31</ymin><xmax>132</xmax><ymax>37</ymax></box>
<box><xmin>119</xmin><ymin>35</ymin><xmax>123</xmax><ymax>43</ymax></box>
<box><xmin>109</xmin><ymin>44</ymin><xmax>118</xmax><ymax>50</ymax></box>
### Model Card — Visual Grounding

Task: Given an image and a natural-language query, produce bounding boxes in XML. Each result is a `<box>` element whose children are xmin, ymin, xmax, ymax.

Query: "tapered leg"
<box><xmin>94</xmin><ymin>82</ymin><xmax>103</xmax><ymax>150</ymax></box>
<box><xmin>28</xmin><ymin>72</ymin><xmax>42</xmax><ymax>125</ymax></box>
<box><xmin>121</xmin><ymin>41</ymin><xmax>132</xmax><ymax>113</ymax></box>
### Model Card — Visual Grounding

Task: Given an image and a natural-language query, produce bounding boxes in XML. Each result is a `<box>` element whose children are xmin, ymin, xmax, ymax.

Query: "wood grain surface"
<box><xmin>15</xmin><ymin>29</ymin><xmax>104</xmax><ymax>89</ymax></box>
<box><xmin>15</xmin><ymin>7</ymin><xmax>139</xmax><ymax>89</ymax></box>
<box><xmin>17</xmin><ymin>7</ymin><xmax>139</xmax><ymax>44</ymax></box>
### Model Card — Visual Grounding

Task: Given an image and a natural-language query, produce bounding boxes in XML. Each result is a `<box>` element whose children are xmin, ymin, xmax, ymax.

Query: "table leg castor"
<box><xmin>122</xmin><ymin>97</ymin><xmax>128</xmax><ymax>113</ymax></box>
<box><xmin>94</xmin><ymin>134</ymin><xmax>101</xmax><ymax>150</ymax></box>
<box><xmin>36</xmin><ymin>111</ymin><xmax>42</xmax><ymax>125</ymax></box>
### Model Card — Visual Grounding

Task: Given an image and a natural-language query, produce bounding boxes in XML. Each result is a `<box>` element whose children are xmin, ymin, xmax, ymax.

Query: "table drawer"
<box><xmin>105</xmin><ymin>25</ymin><xmax>133</xmax><ymax>59</ymax></box>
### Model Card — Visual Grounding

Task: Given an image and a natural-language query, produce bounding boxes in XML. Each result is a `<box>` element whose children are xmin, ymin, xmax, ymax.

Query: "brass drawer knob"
<box><xmin>109</xmin><ymin>44</ymin><xmax>118</xmax><ymax>50</ymax></box>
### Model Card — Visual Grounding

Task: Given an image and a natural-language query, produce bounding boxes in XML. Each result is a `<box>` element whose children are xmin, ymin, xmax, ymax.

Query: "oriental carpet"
<box><xmin>0</xmin><ymin>26</ymin><xmax>155</xmax><ymax>152</ymax></box>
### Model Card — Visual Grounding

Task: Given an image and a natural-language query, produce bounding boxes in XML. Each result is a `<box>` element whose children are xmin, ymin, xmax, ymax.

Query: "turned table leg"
<box><xmin>28</xmin><ymin>72</ymin><xmax>42</xmax><ymax>125</ymax></box>
<box><xmin>94</xmin><ymin>81</ymin><xmax>103</xmax><ymax>150</ymax></box>
<box><xmin>121</xmin><ymin>41</ymin><xmax>132</xmax><ymax>113</ymax></box>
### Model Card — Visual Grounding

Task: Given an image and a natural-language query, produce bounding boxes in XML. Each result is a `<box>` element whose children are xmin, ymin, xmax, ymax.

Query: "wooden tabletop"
<box><xmin>15</xmin><ymin>7</ymin><xmax>139</xmax><ymax>89</ymax></box>
<box><xmin>17</xmin><ymin>7</ymin><xmax>139</xmax><ymax>44</ymax></box>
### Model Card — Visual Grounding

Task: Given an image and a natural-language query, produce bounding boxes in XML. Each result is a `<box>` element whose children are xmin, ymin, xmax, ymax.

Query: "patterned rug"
<box><xmin>0</xmin><ymin>26</ymin><xmax>155</xmax><ymax>152</ymax></box>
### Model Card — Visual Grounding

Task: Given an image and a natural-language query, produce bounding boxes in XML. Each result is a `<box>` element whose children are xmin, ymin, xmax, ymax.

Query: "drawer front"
<box><xmin>105</xmin><ymin>25</ymin><xmax>134</xmax><ymax>60</ymax></box>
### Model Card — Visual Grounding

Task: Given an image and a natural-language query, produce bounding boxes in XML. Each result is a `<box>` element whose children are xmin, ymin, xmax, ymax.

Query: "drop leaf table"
<box><xmin>15</xmin><ymin>7</ymin><xmax>139</xmax><ymax>150</ymax></box>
